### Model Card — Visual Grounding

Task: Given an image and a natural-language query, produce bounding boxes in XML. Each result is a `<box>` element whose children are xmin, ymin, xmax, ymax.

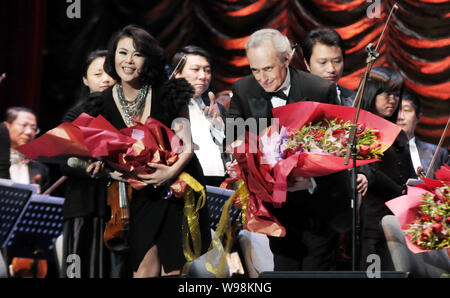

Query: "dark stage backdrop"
<box><xmin>1</xmin><ymin>0</ymin><xmax>449</xmax><ymax>147</ymax></box>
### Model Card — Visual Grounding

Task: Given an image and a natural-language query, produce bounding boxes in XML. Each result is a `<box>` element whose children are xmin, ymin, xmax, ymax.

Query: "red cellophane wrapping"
<box><xmin>17</xmin><ymin>113</ymin><xmax>187</xmax><ymax>193</ymax></box>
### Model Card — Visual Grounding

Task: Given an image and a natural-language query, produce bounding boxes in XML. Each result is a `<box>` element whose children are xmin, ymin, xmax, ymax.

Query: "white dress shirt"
<box><xmin>9</xmin><ymin>150</ymin><xmax>30</xmax><ymax>184</ymax></box>
<box><xmin>270</xmin><ymin>68</ymin><xmax>291</xmax><ymax>108</ymax></box>
<box><xmin>189</xmin><ymin>97</ymin><xmax>226</xmax><ymax>177</ymax></box>
<box><xmin>408</xmin><ymin>137</ymin><xmax>422</xmax><ymax>174</ymax></box>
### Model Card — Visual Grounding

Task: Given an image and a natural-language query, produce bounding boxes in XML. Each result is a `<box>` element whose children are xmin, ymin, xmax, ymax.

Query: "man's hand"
<box><xmin>203</xmin><ymin>91</ymin><xmax>224</xmax><ymax>130</ymax></box>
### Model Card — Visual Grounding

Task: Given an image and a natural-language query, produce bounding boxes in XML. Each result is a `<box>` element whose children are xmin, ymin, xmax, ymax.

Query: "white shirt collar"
<box><xmin>275</xmin><ymin>67</ymin><xmax>291</xmax><ymax>95</ymax></box>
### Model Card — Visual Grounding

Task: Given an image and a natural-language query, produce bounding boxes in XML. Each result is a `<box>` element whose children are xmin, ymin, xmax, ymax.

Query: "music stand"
<box><xmin>0</xmin><ymin>179</ymin><xmax>65</xmax><ymax>263</ymax></box>
<box><xmin>205</xmin><ymin>185</ymin><xmax>240</xmax><ymax>231</ymax></box>
<box><xmin>0</xmin><ymin>179</ymin><xmax>37</xmax><ymax>249</ymax></box>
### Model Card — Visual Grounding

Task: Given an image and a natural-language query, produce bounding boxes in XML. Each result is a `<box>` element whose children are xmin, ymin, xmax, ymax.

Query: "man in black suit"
<box><xmin>3</xmin><ymin>107</ymin><xmax>50</xmax><ymax>192</ymax></box>
<box><xmin>227</xmin><ymin>28</ymin><xmax>352</xmax><ymax>271</ymax></box>
<box><xmin>397</xmin><ymin>91</ymin><xmax>449</xmax><ymax>178</ymax></box>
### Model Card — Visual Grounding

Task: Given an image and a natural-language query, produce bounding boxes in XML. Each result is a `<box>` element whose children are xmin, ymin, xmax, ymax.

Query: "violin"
<box><xmin>104</xmin><ymin>181</ymin><xmax>132</xmax><ymax>251</ymax></box>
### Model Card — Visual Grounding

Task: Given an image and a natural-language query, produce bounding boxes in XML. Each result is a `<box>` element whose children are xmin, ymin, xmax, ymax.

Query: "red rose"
<box><xmin>356</xmin><ymin>123</ymin><xmax>366</xmax><ymax>135</ymax></box>
<box><xmin>432</xmin><ymin>223</ymin><xmax>442</xmax><ymax>234</ymax></box>
<box><xmin>359</xmin><ymin>145</ymin><xmax>370</xmax><ymax>155</ymax></box>
<box><xmin>434</xmin><ymin>215</ymin><xmax>443</xmax><ymax>222</ymax></box>
<box><xmin>445</xmin><ymin>217</ymin><xmax>450</xmax><ymax>224</ymax></box>
<box><xmin>420</xmin><ymin>231</ymin><xmax>431</xmax><ymax>241</ymax></box>
<box><xmin>421</xmin><ymin>214</ymin><xmax>431</xmax><ymax>222</ymax></box>
<box><xmin>332</xmin><ymin>129</ymin><xmax>346</xmax><ymax>138</ymax></box>
<box><xmin>314</xmin><ymin>132</ymin><xmax>324</xmax><ymax>142</ymax></box>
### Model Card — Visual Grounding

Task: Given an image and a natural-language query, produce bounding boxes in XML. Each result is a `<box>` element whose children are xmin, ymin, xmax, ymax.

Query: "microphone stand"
<box><xmin>344</xmin><ymin>3</ymin><xmax>399</xmax><ymax>271</ymax></box>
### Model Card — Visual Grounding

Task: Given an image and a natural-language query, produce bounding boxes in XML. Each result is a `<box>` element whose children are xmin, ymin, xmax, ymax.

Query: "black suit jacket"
<box><xmin>337</xmin><ymin>84</ymin><xmax>356</xmax><ymax>107</ymax></box>
<box><xmin>228</xmin><ymin>67</ymin><xmax>351</xmax><ymax>234</ymax></box>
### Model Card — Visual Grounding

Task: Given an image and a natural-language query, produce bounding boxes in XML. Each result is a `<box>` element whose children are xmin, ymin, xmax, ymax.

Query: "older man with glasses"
<box><xmin>3</xmin><ymin>107</ymin><xmax>49</xmax><ymax>192</ymax></box>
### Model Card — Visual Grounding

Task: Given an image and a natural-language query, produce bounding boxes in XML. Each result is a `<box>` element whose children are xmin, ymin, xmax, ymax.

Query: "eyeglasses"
<box><xmin>385</xmin><ymin>91</ymin><xmax>400</xmax><ymax>98</ymax></box>
<box><xmin>13</xmin><ymin>122</ymin><xmax>40</xmax><ymax>136</ymax></box>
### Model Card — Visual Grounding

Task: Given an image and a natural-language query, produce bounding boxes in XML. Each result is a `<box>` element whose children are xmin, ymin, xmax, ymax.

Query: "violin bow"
<box><xmin>169</xmin><ymin>54</ymin><xmax>187</xmax><ymax>80</ymax></box>
<box><xmin>425</xmin><ymin>116</ymin><xmax>450</xmax><ymax>178</ymax></box>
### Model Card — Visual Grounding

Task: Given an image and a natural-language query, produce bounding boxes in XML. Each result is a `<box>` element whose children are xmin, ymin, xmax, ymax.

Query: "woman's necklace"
<box><xmin>117</xmin><ymin>83</ymin><xmax>149</xmax><ymax>126</ymax></box>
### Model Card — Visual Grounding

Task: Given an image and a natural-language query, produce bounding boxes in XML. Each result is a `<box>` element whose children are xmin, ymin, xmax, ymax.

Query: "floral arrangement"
<box><xmin>277</xmin><ymin>118</ymin><xmax>384</xmax><ymax>162</ymax></box>
<box><xmin>386</xmin><ymin>164</ymin><xmax>450</xmax><ymax>253</ymax></box>
<box><xmin>230</xmin><ymin>101</ymin><xmax>401</xmax><ymax>237</ymax></box>
<box><xmin>403</xmin><ymin>185</ymin><xmax>450</xmax><ymax>250</ymax></box>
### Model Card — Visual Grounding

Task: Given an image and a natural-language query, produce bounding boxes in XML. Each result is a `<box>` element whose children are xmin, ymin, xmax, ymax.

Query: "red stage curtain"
<box><xmin>6</xmin><ymin>0</ymin><xmax>448</xmax><ymax>147</ymax></box>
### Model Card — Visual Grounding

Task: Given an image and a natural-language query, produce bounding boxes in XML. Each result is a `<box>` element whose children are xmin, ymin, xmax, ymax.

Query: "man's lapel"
<box><xmin>246</xmin><ymin>81</ymin><xmax>273</xmax><ymax>119</ymax></box>
<box><xmin>286</xmin><ymin>67</ymin><xmax>303</xmax><ymax>104</ymax></box>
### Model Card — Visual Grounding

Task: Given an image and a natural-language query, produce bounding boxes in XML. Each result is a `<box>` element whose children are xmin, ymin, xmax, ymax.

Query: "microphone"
<box><xmin>67</xmin><ymin>157</ymin><xmax>111</xmax><ymax>177</ymax></box>
<box><xmin>67</xmin><ymin>157</ymin><xmax>90</xmax><ymax>170</ymax></box>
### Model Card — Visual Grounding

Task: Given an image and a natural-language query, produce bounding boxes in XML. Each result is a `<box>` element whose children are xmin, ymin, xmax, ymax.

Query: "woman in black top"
<box><xmin>359</xmin><ymin>66</ymin><xmax>416</xmax><ymax>271</ymax></box>
<box><xmin>82</xmin><ymin>25</ymin><xmax>210</xmax><ymax>278</ymax></box>
<box><xmin>60</xmin><ymin>50</ymin><xmax>116</xmax><ymax>278</ymax></box>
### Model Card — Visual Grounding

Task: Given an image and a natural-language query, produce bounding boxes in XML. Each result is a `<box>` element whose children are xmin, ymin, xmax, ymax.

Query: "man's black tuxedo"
<box><xmin>227</xmin><ymin>67</ymin><xmax>352</xmax><ymax>270</ymax></box>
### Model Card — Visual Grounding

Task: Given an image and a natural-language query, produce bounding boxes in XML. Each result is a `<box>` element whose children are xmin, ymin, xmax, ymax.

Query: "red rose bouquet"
<box><xmin>230</xmin><ymin>101</ymin><xmax>401</xmax><ymax>237</ymax></box>
<box><xmin>386</xmin><ymin>164</ymin><xmax>450</xmax><ymax>253</ymax></box>
<box><xmin>17</xmin><ymin>113</ymin><xmax>186</xmax><ymax>192</ymax></box>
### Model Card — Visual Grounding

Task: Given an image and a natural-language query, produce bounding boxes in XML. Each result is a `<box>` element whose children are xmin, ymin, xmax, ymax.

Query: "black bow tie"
<box><xmin>268</xmin><ymin>90</ymin><xmax>289</xmax><ymax>101</ymax></box>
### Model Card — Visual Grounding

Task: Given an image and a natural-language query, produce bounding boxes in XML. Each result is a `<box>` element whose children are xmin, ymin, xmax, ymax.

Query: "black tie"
<box><xmin>269</xmin><ymin>90</ymin><xmax>289</xmax><ymax>101</ymax></box>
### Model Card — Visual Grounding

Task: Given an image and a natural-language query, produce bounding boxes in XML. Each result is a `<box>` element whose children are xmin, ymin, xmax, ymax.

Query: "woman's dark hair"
<box><xmin>104</xmin><ymin>25</ymin><xmax>167</xmax><ymax>87</ymax></box>
<box><xmin>361</xmin><ymin>66</ymin><xmax>404</xmax><ymax>123</ymax></box>
<box><xmin>301</xmin><ymin>28</ymin><xmax>346</xmax><ymax>64</ymax></box>
<box><xmin>170</xmin><ymin>45</ymin><xmax>212</xmax><ymax>74</ymax></box>
<box><xmin>82</xmin><ymin>49</ymin><xmax>108</xmax><ymax>78</ymax></box>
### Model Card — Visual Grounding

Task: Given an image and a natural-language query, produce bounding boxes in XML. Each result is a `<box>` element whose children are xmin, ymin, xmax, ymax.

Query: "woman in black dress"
<box><xmin>359</xmin><ymin>66</ymin><xmax>416</xmax><ymax>271</ymax></box>
<box><xmin>83</xmin><ymin>25</ymin><xmax>211</xmax><ymax>277</ymax></box>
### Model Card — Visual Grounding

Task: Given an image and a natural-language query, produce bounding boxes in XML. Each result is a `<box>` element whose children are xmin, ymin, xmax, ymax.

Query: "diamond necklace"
<box><xmin>117</xmin><ymin>83</ymin><xmax>149</xmax><ymax>126</ymax></box>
